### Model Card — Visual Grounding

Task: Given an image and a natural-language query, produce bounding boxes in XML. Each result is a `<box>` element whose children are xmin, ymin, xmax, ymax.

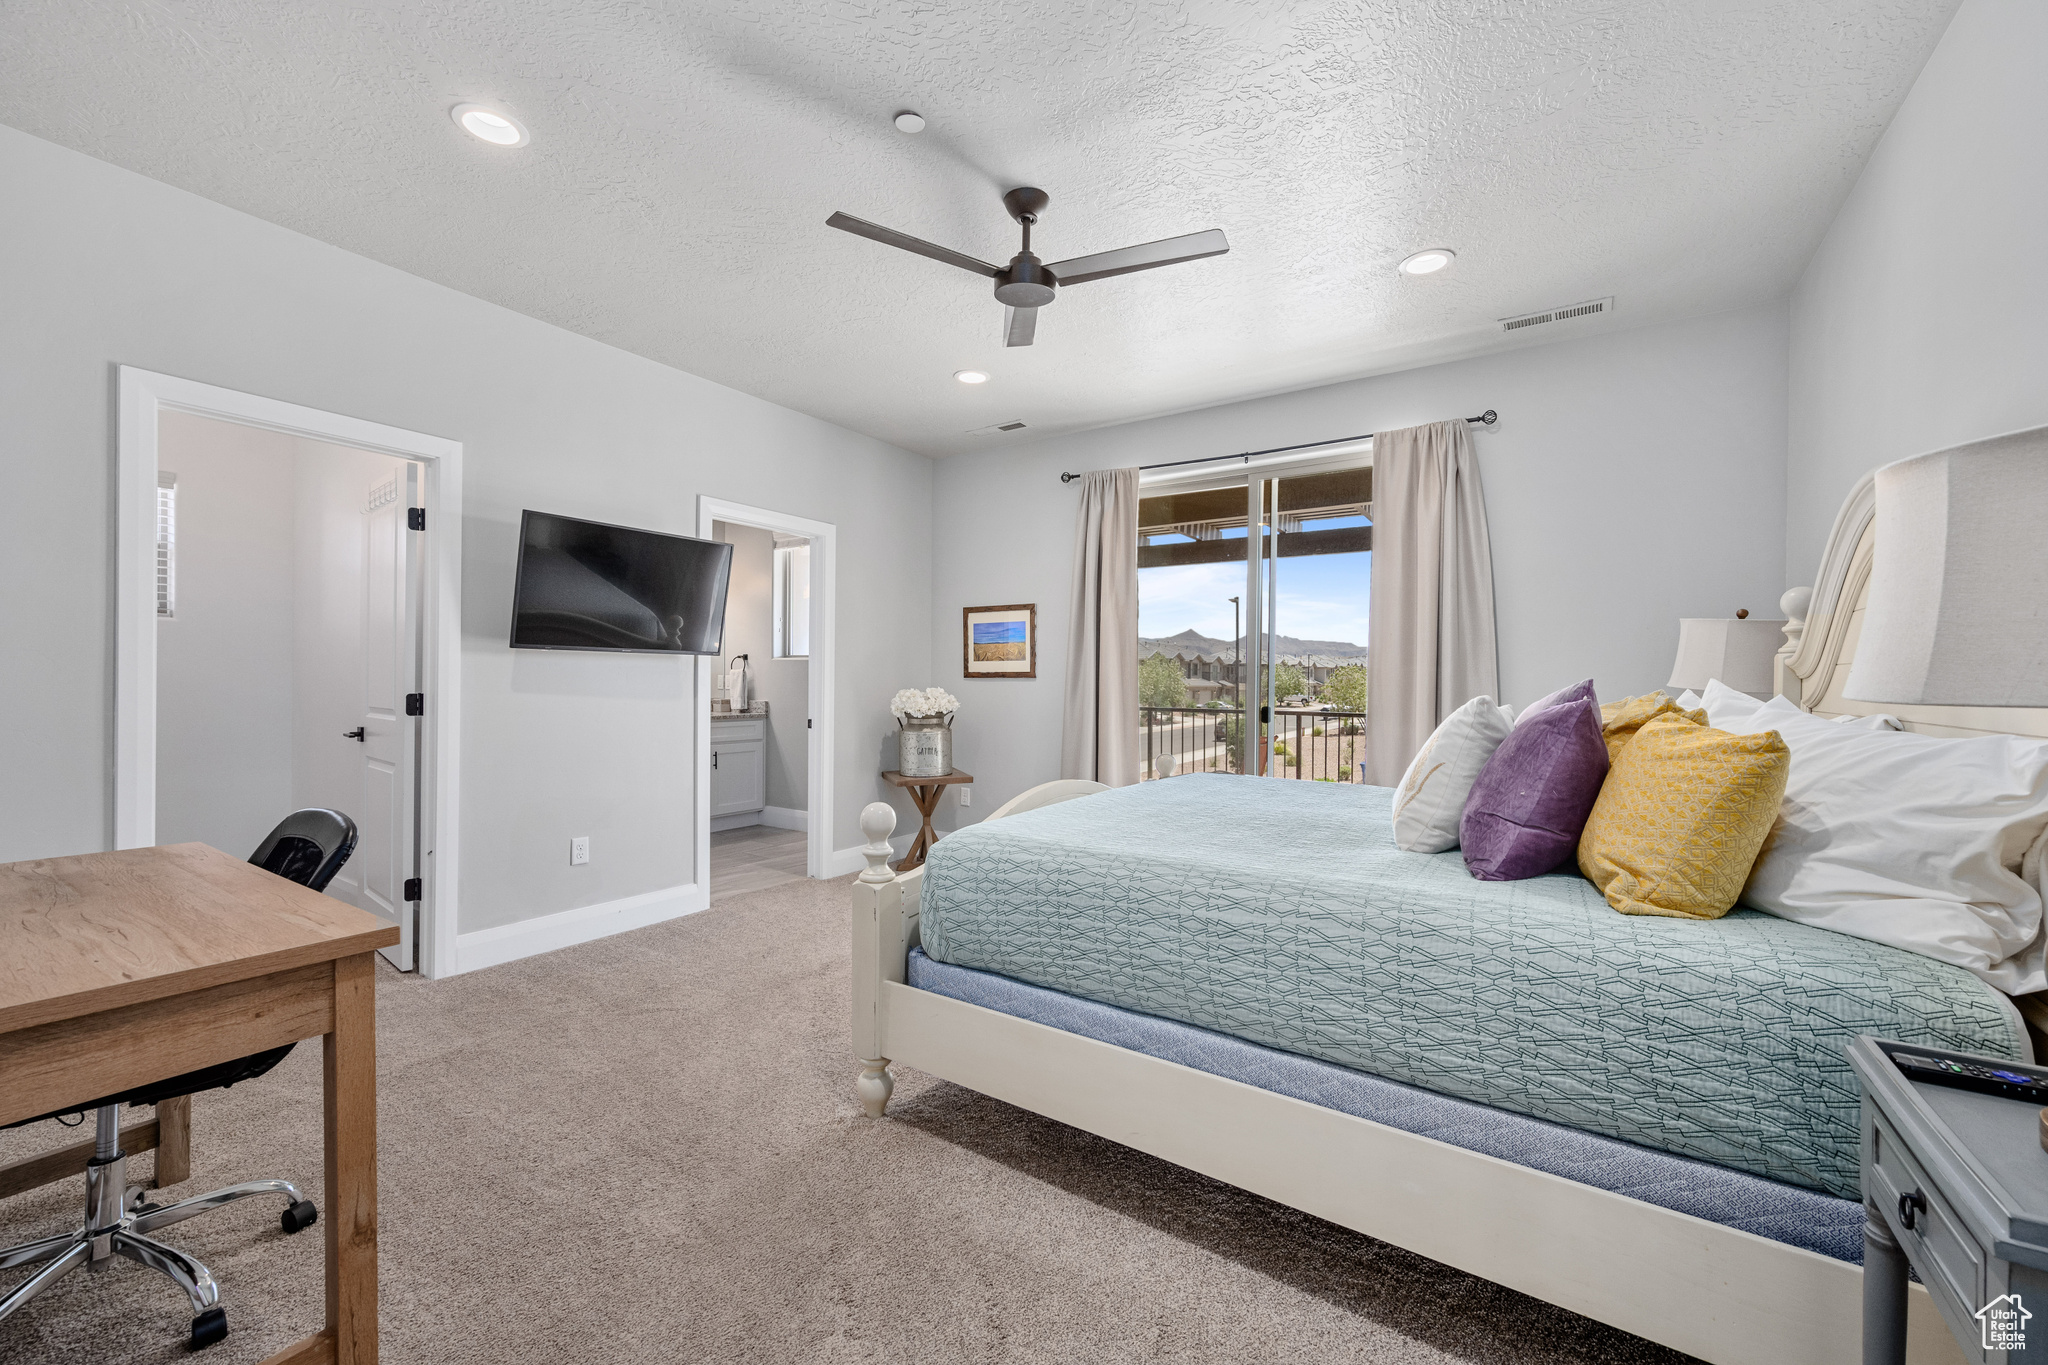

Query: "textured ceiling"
<box><xmin>0</xmin><ymin>1</ymin><xmax>1956</xmax><ymax>455</ymax></box>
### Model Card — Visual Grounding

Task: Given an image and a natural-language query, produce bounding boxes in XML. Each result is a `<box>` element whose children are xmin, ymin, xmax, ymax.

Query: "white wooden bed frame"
<box><xmin>850</xmin><ymin>477</ymin><xmax>2047</xmax><ymax>1365</ymax></box>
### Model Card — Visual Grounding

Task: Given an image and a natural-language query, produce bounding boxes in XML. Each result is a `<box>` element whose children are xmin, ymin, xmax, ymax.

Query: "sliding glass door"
<box><xmin>1136</xmin><ymin>462</ymin><xmax>1369</xmax><ymax>781</ymax></box>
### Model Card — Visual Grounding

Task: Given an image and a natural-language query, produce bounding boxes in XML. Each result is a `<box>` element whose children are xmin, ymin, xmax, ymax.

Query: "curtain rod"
<box><xmin>1058</xmin><ymin>410</ymin><xmax>1497</xmax><ymax>484</ymax></box>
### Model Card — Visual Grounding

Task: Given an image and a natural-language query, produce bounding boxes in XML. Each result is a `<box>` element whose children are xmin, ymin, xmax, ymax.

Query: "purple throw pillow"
<box><xmin>1461</xmin><ymin>694</ymin><xmax>1609</xmax><ymax>880</ymax></box>
<box><xmin>1515</xmin><ymin>677</ymin><xmax>1596</xmax><ymax>728</ymax></box>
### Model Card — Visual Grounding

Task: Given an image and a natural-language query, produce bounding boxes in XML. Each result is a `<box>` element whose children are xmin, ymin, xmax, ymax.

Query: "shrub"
<box><xmin>1139</xmin><ymin>653</ymin><xmax>1189</xmax><ymax>709</ymax></box>
<box><xmin>1338</xmin><ymin>766</ymin><xmax>1352</xmax><ymax>780</ymax></box>
<box><xmin>1322</xmin><ymin>663</ymin><xmax>1369</xmax><ymax>712</ymax></box>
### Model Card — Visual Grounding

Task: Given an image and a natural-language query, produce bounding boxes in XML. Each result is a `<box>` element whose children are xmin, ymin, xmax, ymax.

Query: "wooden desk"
<box><xmin>0</xmin><ymin>843</ymin><xmax>398</xmax><ymax>1365</ymax></box>
<box><xmin>880</xmin><ymin>769</ymin><xmax>974</xmax><ymax>872</ymax></box>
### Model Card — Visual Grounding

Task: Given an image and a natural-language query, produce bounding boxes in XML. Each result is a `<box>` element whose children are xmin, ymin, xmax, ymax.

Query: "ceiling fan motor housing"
<box><xmin>995</xmin><ymin>253</ymin><xmax>1057</xmax><ymax>307</ymax></box>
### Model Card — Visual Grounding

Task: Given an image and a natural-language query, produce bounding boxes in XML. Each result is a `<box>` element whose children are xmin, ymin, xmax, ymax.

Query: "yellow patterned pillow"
<box><xmin>1578</xmin><ymin>713</ymin><xmax>1789</xmax><ymax>920</ymax></box>
<box><xmin>1598</xmin><ymin>692</ymin><xmax>1709</xmax><ymax>763</ymax></box>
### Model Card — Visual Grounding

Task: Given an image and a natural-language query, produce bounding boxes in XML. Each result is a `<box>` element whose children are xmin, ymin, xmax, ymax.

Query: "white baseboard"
<box><xmin>710</xmin><ymin>806</ymin><xmax>809</xmax><ymax>833</ymax></box>
<box><xmin>453</xmin><ymin>881</ymin><xmax>706</xmax><ymax>975</ymax></box>
<box><xmin>760</xmin><ymin>804</ymin><xmax>808</xmax><ymax>832</ymax></box>
<box><xmin>823</xmin><ymin>833</ymin><xmax>912</xmax><ymax>878</ymax></box>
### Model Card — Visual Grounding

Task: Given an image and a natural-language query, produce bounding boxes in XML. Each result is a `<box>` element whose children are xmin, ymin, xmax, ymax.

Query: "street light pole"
<box><xmin>1229</xmin><ymin>596</ymin><xmax>1241</xmax><ymax>706</ymax></box>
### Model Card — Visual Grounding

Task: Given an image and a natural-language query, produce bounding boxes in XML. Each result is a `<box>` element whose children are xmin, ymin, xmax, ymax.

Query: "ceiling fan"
<box><xmin>826</xmin><ymin>187</ymin><xmax>1228</xmax><ymax>347</ymax></box>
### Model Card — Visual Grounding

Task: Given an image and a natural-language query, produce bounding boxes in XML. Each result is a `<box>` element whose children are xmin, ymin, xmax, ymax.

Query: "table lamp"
<box><xmin>1668</xmin><ymin>612</ymin><xmax>1788</xmax><ymax>701</ymax></box>
<box><xmin>1845</xmin><ymin>426</ymin><xmax>2048</xmax><ymax>706</ymax></box>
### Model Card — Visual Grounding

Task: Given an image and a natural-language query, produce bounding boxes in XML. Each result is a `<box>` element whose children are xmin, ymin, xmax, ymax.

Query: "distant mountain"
<box><xmin>1141</xmin><ymin>627</ymin><xmax>1366</xmax><ymax>661</ymax></box>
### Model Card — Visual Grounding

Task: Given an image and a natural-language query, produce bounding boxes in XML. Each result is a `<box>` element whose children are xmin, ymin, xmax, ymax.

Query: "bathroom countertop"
<box><xmin>712</xmin><ymin>705</ymin><xmax>769</xmax><ymax>720</ymax></box>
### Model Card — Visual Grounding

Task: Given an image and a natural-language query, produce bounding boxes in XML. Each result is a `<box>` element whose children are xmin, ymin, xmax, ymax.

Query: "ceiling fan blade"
<box><xmin>1046</xmin><ymin>228</ymin><xmax>1229</xmax><ymax>286</ymax></box>
<box><xmin>826</xmin><ymin>212</ymin><xmax>1002</xmax><ymax>278</ymax></box>
<box><xmin>1004</xmin><ymin>305</ymin><xmax>1038</xmax><ymax>347</ymax></box>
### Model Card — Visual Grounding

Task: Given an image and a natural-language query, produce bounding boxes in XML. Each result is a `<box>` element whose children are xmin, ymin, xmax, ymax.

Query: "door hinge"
<box><xmin>405</xmin><ymin>693</ymin><xmax>424</xmax><ymax>716</ymax></box>
<box><xmin>403</xmin><ymin>877</ymin><xmax>422</xmax><ymax>902</ymax></box>
<box><xmin>407</xmin><ymin>507</ymin><xmax>425</xmax><ymax>531</ymax></box>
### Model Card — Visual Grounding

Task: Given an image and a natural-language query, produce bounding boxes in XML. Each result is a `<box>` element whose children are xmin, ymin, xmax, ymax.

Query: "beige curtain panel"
<box><xmin>1061</xmin><ymin>468</ymin><xmax>1141</xmax><ymax>786</ymax></box>
<box><xmin>1363</xmin><ymin>420</ymin><xmax>1500</xmax><ymax>786</ymax></box>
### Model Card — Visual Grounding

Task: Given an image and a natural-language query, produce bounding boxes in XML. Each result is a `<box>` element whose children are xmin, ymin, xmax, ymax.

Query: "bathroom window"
<box><xmin>156</xmin><ymin>471</ymin><xmax>177</xmax><ymax>618</ymax></box>
<box><xmin>774</xmin><ymin>540</ymin><xmax>810</xmax><ymax>658</ymax></box>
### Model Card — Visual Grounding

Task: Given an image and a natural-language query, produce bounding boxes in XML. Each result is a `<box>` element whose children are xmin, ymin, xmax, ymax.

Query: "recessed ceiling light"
<box><xmin>1398</xmin><ymin>248</ymin><xmax>1454</xmax><ymax>276</ymax></box>
<box><xmin>452</xmin><ymin>104</ymin><xmax>529</xmax><ymax>147</ymax></box>
<box><xmin>894</xmin><ymin>111</ymin><xmax>926</xmax><ymax>134</ymax></box>
<box><xmin>954</xmin><ymin>370</ymin><xmax>989</xmax><ymax>384</ymax></box>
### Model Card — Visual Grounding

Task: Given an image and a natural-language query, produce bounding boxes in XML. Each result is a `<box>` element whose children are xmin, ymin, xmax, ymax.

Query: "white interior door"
<box><xmin>359</xmin><ymin>465</ymin><xmax>421</xmax><ymax>969</ymax></box>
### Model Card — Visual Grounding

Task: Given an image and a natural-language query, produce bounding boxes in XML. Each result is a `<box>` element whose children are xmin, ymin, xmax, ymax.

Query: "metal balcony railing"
<box><xmin>1140</xmin><ymin>706</ymin><xmax>1368</xmax><ymax>783</ymax></box>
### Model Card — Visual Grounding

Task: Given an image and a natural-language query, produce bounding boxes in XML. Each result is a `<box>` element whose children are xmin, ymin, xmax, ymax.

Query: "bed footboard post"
<box><xmin>852</xmin><ymin>801</ymin><xmax>919</xmax><ymax>1118</ymax></box>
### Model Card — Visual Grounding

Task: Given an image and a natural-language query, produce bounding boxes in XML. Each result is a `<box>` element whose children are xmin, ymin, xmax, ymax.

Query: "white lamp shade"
<box><xmin>1845</xmin><ymin>427</ymin><xmax>2048</xmax><ymax>706</ymax></box>
<box><xmin>1667</xmin><ymin>618</ymin><xmax>1787</xmax><ymax>698</ymax></box>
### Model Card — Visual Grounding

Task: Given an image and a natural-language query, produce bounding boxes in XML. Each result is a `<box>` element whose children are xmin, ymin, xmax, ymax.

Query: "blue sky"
<box><xmin>1140</xmin><ymin>547</ymin><xmax>1371</xmax><ymax>646</ymax></box>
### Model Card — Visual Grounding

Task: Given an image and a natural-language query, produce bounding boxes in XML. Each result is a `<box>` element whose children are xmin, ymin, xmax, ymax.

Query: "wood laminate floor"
<box><xmin>709</xmin><ymin>824</ymin><xmax>808</xmax><ymax>902</ymax></box>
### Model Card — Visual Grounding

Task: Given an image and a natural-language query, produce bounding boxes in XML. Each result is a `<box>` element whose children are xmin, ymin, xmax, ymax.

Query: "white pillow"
<box><xmin>1832</xmin><ymin>712</ymin><xmax>1904</xmax><ymax>731</ymax></box>
<box><xmin>1676</xmin><ymin>690</ymin><xmax>1704</xmax><ymax>711</ymax></box>
<box><xmin>1700</xmin><ymin>678</ymin><xmax>1767</xmax><ymax>731</ymax></box>
<box><xmin>1722</xmin><ymin>696</ymin><xmax>2048</xmax><ymax>993</ymax></box>
<box><xmin>1392</xmin><ymin>696</ymin><xmax>1514</xmax><ymax>853</ymax></box>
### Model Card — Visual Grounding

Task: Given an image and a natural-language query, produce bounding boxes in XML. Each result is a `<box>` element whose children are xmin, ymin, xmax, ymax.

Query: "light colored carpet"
<box><xmin>0</xmin><ymin>875</ymin><xmax>1695</xmax><ymax>1363</ymax></box>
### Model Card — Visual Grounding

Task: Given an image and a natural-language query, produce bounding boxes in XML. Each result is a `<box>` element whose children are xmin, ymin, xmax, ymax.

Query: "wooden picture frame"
<box><xmin>962</xmin><ymin>603</ymin><xmax>1036</xmax><ymax>679</ymax></box>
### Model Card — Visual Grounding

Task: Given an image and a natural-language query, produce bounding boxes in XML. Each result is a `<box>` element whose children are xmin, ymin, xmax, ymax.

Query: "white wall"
<box><xmin>0</xmin><ymin>122</ymin><xmax>932</xmax><ymax>941</ymax></box>
<box><xmin>1786</xmin><ymin>0</ymin><xmax>2048</xmax><ymax>585</ymax></box>
<box><xmin>714</xmin><ymin>519</ymin><xmax>809</xmax><ymax>813</ymax></box>
<box><xmin>155</xmin><ymin>413</ymin><xmax>297</xmax><ymax>855</ymax></box>
<box><xmin>929</xmin><ymin>302</ymin><xmax>1790</xmax><ymax>822</ymax></box>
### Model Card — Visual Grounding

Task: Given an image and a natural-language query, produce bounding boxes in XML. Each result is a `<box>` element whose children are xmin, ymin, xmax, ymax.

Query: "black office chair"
<box><xmin>0</xmin><ymin>809</ymin><xmax>358</xmax><ymax>1350</ymax></box>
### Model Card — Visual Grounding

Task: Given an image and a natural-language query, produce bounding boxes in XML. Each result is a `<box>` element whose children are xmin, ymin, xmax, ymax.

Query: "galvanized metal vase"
<box><xmin>897</xmin><ymin>715</ymin><xmax>954</xmax><ymax>777</ymax></box>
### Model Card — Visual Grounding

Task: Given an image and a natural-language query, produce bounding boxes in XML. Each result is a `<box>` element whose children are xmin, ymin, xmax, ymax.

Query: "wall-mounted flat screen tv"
<box><xmin>509</xmin><ymin>510</ymin><xmax>733</xmax><ymax>654</ymax></box>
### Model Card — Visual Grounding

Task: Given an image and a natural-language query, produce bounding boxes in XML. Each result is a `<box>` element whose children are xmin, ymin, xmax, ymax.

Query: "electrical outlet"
<box><xmin>571</xmin><ymin>836</ymin><xmax>590</xmax><ymax>866</ymax></box>
<box><xmin>958</xmin><ymin>788</ymin><xmax>971</xmax><ymax>807</ymax></box>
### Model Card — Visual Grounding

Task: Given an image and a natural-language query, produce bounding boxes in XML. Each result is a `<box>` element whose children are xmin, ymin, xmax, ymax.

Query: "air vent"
<box><xmin>966</xmin><ymin>420</ymin><xmax>1029</xmax><ymax>436</ymax></box>
<box><xmin>1500</xmin><ymin>297</ymin><xmax>1613</xmax><ymax>333</ymax></box>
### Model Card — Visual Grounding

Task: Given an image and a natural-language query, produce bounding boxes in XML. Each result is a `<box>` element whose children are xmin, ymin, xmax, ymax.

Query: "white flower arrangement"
<box><xmin>890</xmin><ymin>686</ymin><xmax>960</xmax><ymax>721</ymax></box>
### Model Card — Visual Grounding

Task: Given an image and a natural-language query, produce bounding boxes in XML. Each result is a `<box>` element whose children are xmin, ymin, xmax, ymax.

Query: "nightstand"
<box><xmin>1849</xmin><ymin>1036</ymin><xmax>2048</xmax><ymax>1363</ymax></box>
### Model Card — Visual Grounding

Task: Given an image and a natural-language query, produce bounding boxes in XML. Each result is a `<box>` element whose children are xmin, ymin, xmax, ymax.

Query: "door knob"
<box><xmin>343</xmin><ymin>728</ymin><xmax>366</xmax><ymax>742</ymax></box>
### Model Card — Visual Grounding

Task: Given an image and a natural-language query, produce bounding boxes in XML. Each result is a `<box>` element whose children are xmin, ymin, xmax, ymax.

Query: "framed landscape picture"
<box><xmin>963</xmin><ymin>603</ymin><xmax>1036</xmax><ymax>679</ymax></box>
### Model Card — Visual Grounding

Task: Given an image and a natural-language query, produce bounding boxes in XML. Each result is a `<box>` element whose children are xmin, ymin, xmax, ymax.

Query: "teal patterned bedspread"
<box><xmin>917</xmin><ymin>775</ymin><xmax>2026</xmax><ymax>1197</ymax></box>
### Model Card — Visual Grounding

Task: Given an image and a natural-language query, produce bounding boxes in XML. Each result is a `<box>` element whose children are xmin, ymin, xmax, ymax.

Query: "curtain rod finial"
<box><xmin>1060</xmin><ymin>471</ymin><xmax>1080</xmax><ymax>483</ymax></box>
<box><xmin>1473</xmin><ymin>409</ymin><xmax>1497</xmax><ymax>425</ymax></box>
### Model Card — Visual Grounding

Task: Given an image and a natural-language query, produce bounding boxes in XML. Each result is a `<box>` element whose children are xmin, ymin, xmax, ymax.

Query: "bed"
<box><xmin>849</xmin><ymin>476</ymin><xmax>2048</xmax><ymax>1365</ymax></box>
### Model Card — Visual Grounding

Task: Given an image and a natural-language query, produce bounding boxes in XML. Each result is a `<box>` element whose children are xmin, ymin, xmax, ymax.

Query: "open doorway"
<box><xmin>116</xmin><ymin>367</ymin><xmax>463</xmax><ymax>977</ymax></box>
<box><xmin>153</xmin><ymin>412</ymin><xmax>425</xmax><ymax>967</ymax></box>
<box><xmin>694</xmin><ymin>497</ymin><xmax>835</xmax><ymax>900</ymax></box>
<box><xmin>705</xmin><ymin>519</ymin><xmax>808</xmax><ymax>899</ymax></box>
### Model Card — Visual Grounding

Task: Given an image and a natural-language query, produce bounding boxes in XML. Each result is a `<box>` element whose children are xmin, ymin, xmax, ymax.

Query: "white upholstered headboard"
<box><xmin>1777</xmin><ymin>471</ymin><xmax>2048</xmax><ymax>741</ymax></box>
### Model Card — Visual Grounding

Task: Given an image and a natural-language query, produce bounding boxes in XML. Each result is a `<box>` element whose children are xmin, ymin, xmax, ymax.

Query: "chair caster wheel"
<box><xmin>281</xmin><ymin>1200</ymin><xmax>318</xmax><ymax>1234</ymax></box>
<box><xmin>191</xmin><ymin>1306</ymin><xmax>228</xmax><ymax>1349</ymax></box>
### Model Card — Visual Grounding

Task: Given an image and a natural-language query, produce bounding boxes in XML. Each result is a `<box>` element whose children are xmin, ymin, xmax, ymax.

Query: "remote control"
<box><xmin>1892</xmin><ymin>1049</ymin><xmax>2048</xmax><ymax>1103</ymax></box>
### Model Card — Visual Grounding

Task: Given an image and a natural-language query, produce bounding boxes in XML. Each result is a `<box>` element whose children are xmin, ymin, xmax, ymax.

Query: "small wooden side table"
<box><xmin>1849</xmin><ymin>1036</ymin><xmax>2048</xmax><ymax>1364</ymax></box>
<box><xmin>880</xmin><ymin>769</ymin><xmax>974</xmax><ymax>871</ymax></box>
